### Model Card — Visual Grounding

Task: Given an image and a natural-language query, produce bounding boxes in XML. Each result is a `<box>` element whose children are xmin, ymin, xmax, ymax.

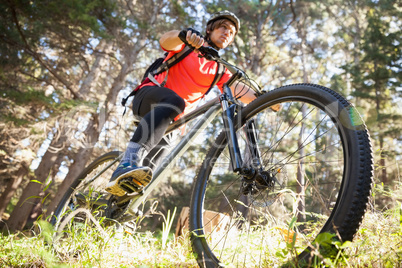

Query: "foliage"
<box><xmin>160</xmin><ymin>207</ymin><xmax>177</xmax><ymax>250</ymax></box>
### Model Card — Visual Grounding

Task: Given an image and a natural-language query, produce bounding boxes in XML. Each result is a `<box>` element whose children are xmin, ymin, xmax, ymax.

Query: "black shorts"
<box><xmin>129</xmin><ymin>85</ymin><xmax>185</xmax><ymax>152</ymax></box>
<box><xmin>132</xmin><ymin>85</ymin><xmax>185</xmax><ymax>119</ymax></box>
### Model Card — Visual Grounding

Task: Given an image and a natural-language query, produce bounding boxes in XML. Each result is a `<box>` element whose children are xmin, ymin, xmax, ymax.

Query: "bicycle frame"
<box><xmin>127</xmin><ymin>100</ymin><xmax>220</xmax><ymax>214</ymax></box>
<box><xmin>66</xmin><ymin>49</ymin><xmax>263</xmax><ymax>221</ymax></box>
<box><xmin>116</xmin><ymin>44</ymin><xmax>263</xmax><ymax>218</ymax></box>
<box><xmin>125</xmin><ymin>82</ymin><xmax>249</xmax><ymax>216</ymax></box>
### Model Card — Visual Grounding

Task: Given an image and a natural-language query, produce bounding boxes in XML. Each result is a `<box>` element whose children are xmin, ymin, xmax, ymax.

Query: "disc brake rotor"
<box><xmin>242</xmin><ymin>169</ymin><xmax>285</xmax><ymax>208</ymax></box>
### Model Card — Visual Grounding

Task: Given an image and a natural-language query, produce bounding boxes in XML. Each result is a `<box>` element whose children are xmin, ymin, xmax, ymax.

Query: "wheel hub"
<box><xmin>240</xmin><ymin>168</ymin><xmax>276</xmax><ymax>196</ymax></box>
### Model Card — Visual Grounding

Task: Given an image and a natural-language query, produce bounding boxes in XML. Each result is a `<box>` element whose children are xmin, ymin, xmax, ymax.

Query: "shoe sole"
<box><xmin>105</xmin><ymin>167</ymin><xmax>153</xmax><ymax>197</ymax></box>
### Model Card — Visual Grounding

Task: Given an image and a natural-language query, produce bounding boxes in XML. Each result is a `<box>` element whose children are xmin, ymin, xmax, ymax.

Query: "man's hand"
<box><xmin>184</xmin><ymin>28</ymin><xmax>205</xmax><ymax>49</ymax></box>
<box><xmin>161</xmin><ymin>28</ymin><xmax>205</xmax><ymax>52</ymax></box>
<box><xmin>178</xmin><ymin>28</ymin><xmax>205</xmax><ymax>50</ymax></box>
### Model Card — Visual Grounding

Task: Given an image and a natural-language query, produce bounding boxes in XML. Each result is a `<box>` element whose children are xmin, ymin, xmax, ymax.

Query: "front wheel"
<box><xmin>190</xmin><ymin>84</ymin><xmax>373</xmax><ymax>267</ymax></box>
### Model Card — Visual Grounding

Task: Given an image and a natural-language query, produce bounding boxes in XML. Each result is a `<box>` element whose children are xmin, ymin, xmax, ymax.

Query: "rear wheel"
<box><xmin>190</xmin><ymin>84</ymin><xmax>373</xmax><ymax>267</ymax></box>
<box><xmin>51</xmin><ymin>151</ymin><xmax>130</xmax><ymax>240</ymax></box>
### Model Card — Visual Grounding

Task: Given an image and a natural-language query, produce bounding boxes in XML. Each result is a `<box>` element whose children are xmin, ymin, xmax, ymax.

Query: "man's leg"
<box><xmin>106</xmin><ymin>86</ymin><xmax>185</xmax><ymax>196</ymax></box>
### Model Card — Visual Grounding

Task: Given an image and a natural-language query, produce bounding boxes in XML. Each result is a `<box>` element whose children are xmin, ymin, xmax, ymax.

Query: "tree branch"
<box><xmin>9</xmin><ymin>2</ymin><xmax>81</xmax><ymax>99</ymax></box>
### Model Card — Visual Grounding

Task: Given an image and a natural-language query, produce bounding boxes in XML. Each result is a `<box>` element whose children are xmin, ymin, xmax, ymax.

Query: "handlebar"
<box><xmin>178</xmin><ymin>31</ymin><xmax>263</xmax><ymax>95</ymax></box>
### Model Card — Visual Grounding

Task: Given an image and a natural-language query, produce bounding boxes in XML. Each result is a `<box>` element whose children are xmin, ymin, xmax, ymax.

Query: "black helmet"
<box><xmin>207</xmin><ymin>10</ymin><xmax>240</xmax><ymax>33</ymax></box>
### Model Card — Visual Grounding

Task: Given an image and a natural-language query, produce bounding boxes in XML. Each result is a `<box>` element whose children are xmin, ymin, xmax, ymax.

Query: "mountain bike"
<box><xmin>50</xmin><ymin>35</ymin><xmax>374</xmax><ymax>267</ymax></box>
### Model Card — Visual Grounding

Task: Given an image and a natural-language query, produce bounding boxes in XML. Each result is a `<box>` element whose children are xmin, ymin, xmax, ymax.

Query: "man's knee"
<box><xmin>173</xmin><ymin>95</ymin><xmax>186</xmax><ymax>113</ymax></box>
<box><xmin>163</xmin><ymin>94</ymin><xmax>185</xmax><ymax>115</ymax></box>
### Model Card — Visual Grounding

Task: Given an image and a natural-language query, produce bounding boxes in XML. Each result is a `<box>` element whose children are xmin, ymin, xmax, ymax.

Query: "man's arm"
<box><xmin>159</xmin><ymin>30</ymin><xmax>205</xmax><ymax>51</ymax></box>
<box><xmin>230</xmin><ymin>81</ymin><xmax>257</xmax><ymax>104</ymax></box>
<box><xmin>159</xmin><ymin>30</ymin><xmax>183</xmax><ymax>51</ymax></box>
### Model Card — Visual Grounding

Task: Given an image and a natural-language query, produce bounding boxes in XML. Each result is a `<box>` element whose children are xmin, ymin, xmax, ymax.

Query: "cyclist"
<box><xmin>106</xmin><ymin>10</ymin><xmax>257</xmax><ymax>196</ymax></box>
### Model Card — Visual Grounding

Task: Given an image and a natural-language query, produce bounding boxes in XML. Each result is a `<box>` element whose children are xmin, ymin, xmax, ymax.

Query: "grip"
<box><xmin>178</xmin><ymin>30</ymin><xmax>188</xmax><ymax>44</ymax></box>
<box><xmin>178</xmin><ymin>29</ymin><xmax>219</xmax><ymax>60</ymax></box>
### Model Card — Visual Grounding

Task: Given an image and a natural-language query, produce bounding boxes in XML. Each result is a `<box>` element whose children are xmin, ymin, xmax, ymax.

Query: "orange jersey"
<box><xmin>141</xmin><ymin>44</ymin><xmax>231</xmax><ymax>113</ymax></box>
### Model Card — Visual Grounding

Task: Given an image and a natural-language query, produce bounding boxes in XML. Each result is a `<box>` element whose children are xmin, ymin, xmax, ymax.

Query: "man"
<box><xmin>106</xmin><ymin>10</ymin><xmax>256</xmax><ymax>196</ymax></box>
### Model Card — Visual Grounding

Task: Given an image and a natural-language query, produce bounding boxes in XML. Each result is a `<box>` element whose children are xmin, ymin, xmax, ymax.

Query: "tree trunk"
<box><xmin>379</xmin><ymin>137</ymin><xmax>388</xmax><ymax>184</ymax></box>
<box><xmin>80</xmin><ymin>40</ymin><xmax>111</xmax><ymax>98</ymax></box>
<box><xmin>0</xmin><ymin>165</ymin><xmax>28</xmax><ymax>221</ymax></box>
<box><xmin>295</xmin><ymin>9</ymin><xmax>310</xmax><ymax>222</ymax></box>
<box><xmin>44</xmin><ymin>116</ymin><xmax>99</xmax><ymax>217</ymax></box>
<box><xmin>373</xmin><ymin>58</ymin><xmax>388</xmax><ymax>184</ymax></box>
<box><xmin>296</xmin><ymin>117</ymin><xmax>306</xmax><ymax>222</ymax></box>
<box><xmin>6</xmin><ymin>134</ymin><xmax>68</xmax><ymax>231</ymax></box>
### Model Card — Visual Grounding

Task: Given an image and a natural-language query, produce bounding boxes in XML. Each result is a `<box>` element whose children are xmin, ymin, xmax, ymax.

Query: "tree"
<box><xmin>2</xmin><ymin>0</ymin><xmax>121</xmax><ymax>231</ymax></box>
<box><xmin>2</xmin><ymin>0</ymin><xmax>196</xmax><ymax>231</ymax></box>
<box><xmin>345</xmin><ymin>0</ymin><xmax>401</xmax><ymax>184</ymax></box>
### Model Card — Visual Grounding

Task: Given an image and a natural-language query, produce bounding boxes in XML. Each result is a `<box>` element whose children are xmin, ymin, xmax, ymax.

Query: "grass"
<box><xmin>1</xmin><ymin>184</ymin><xmax>401</xmax><ymax>267</ymax></box>
<box><xmin>1</xmin><ymin>220</ymin><xmax>197</xmax><ymax>268</ymax></box>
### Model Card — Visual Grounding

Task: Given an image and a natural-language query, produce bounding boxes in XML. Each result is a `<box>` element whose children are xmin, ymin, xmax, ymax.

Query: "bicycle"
<box><xmin>51</xmin><ymin>34</ymin><xmax>374</xmax><ymax>267</ymax></box>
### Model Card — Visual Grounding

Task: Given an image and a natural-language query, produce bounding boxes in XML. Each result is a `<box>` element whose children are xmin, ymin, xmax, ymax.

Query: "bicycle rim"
<box><xmin>190</xmin><ymin>84</ymin><xmax>373</xmax><ymax>267</ymax></box>
<box><xmin>52</xmin><ymin>151</ymin><xmax>121</xmax><ymax>241</ymax></box>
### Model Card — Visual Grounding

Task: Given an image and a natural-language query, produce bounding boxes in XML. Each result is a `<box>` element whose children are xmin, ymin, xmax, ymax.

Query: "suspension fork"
<box><xmin>220</xmin><ymin>70</ymin><xmax>254</xmax><ymax>173</ymax></box>
<box><xmin>243</xmin><ymin>119</ymin><xmax>262</xmax><ymax>169</ymax></box>
<box><xmin>220</xmin><ymin>93</ymin><xmax>243</xmax><ymax>172</ymax></box>
<box><xmin>220</xmin><ymin>82</ymin><xmax>262</xmax><ymax>174</ymax></box>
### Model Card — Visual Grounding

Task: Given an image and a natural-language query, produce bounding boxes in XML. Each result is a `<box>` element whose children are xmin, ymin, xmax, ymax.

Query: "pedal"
<box><xmin>118</xmin><ymin>177</ymin><xmax>143</xmax><ymax>193</ymax></box>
